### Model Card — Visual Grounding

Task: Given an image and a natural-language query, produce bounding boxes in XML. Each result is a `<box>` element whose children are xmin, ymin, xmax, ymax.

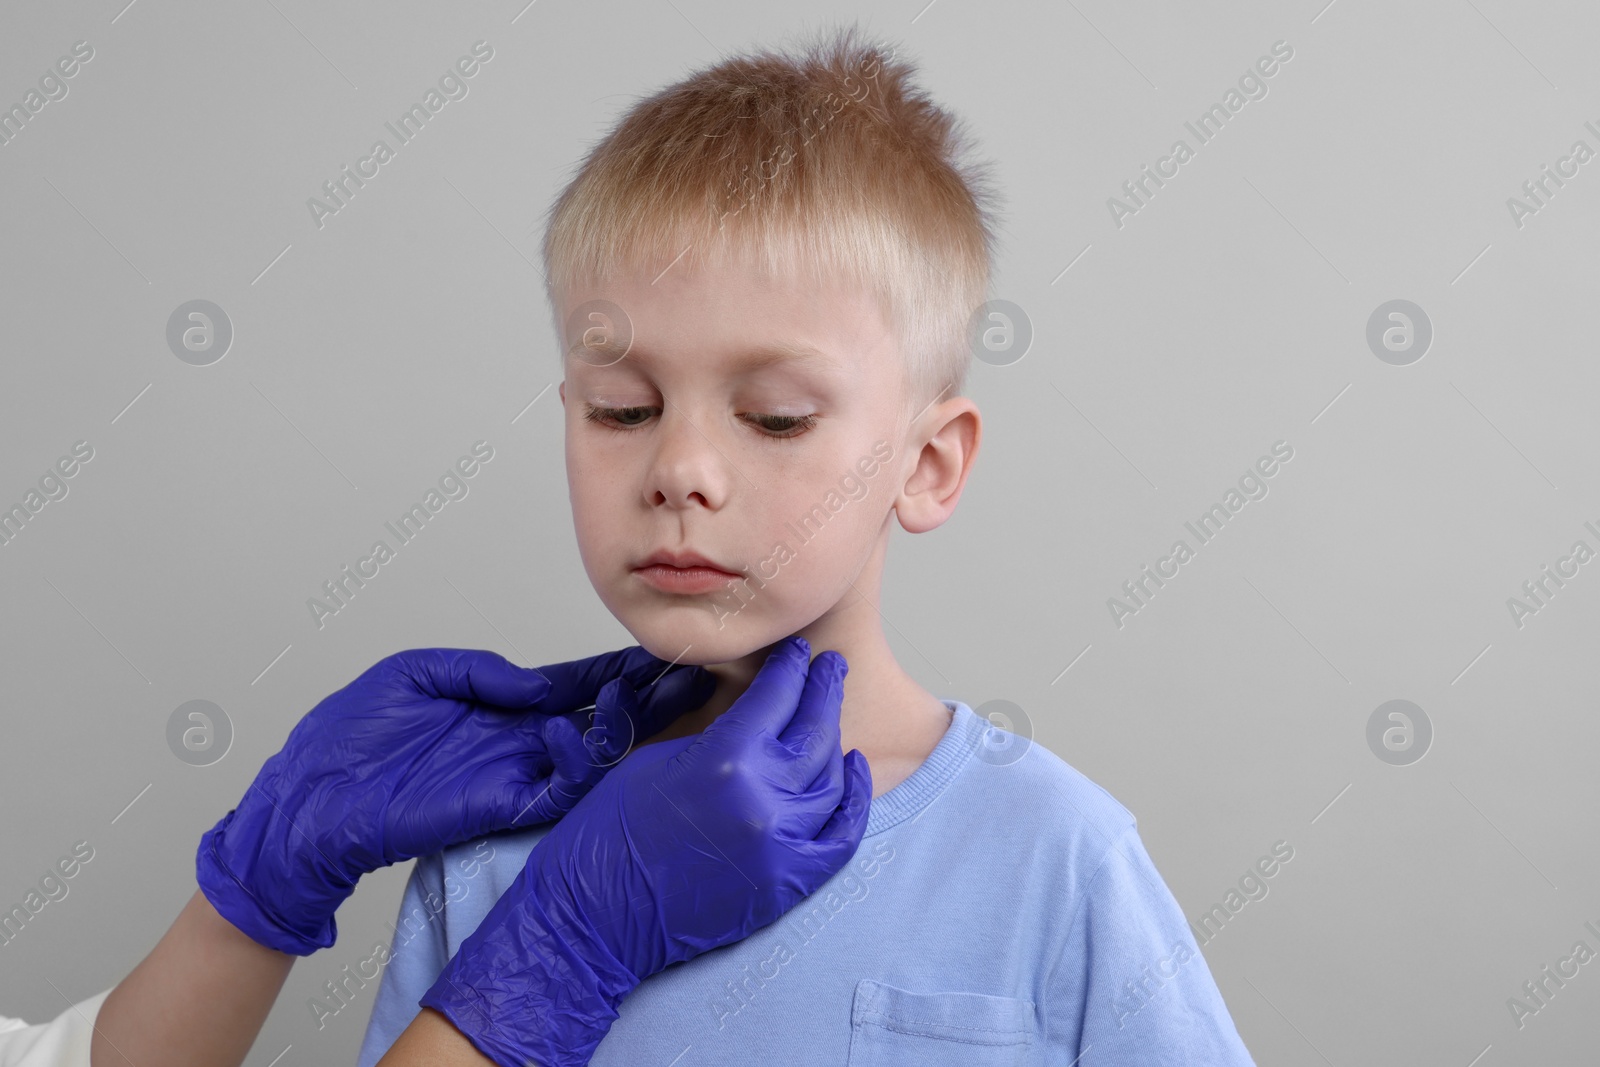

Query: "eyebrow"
<box><xmin>567</xmin><ymin>336</ymin><xmax>840</xmax><ymax>372</ymax></box>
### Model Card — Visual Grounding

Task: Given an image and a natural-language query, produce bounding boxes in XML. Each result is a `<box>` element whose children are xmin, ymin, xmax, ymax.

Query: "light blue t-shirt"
<box><xmin>356</xmin><ymin>700</ymin><xmax>1256</xmax><ymax>1066</ymax></box>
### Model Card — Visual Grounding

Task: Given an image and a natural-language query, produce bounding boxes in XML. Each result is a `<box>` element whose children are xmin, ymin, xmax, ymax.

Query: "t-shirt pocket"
<box><xmin>846</xmin><ymin>978</ymin><xmax>1038</xmax><ymax>1067</ymax></box>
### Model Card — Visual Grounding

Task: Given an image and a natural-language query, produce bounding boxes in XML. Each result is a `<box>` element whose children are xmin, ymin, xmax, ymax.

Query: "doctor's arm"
<box><xmin>89</xmin><ymin>890</ymin><xmax>294</xmax><ymax>1067</ymax></box>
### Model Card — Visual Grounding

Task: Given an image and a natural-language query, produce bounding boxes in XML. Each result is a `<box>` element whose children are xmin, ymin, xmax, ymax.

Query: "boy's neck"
<box><xmin>637</xmin><ymin>595</ymin><xmax>954</xmax><ymax>798</ymax></box>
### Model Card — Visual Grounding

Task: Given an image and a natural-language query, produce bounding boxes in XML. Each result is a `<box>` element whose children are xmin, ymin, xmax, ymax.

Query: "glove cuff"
<box><xmin>418</xmin><ymin>888</ymin><xmax>638</xmax><ymax>1067</ymax></box>
<box><xmin>196</xmin><ymin>810</ymin><xmax>337</xmax><ymax>956</ymax></box>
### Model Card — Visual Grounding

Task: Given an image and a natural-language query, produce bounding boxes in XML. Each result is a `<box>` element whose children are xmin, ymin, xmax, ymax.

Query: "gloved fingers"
<box><xmin>629</xmin><ymin>663</ymin><xmax>717</xmax><ymax>742</ymax></box>
<box><xmin>395</xmin><ymin>648</ymin><xmax>552</xmax><ymax>708</ymax></box>
<box><xmin>804</xmin><ymin>728</ymin><xmax>845</xmax><ymax>803</ymax></box>
<box><xmin>810</xmin><ymin>748</ymin><xmax>872</xmax><ymax>852</ymax></box>
<box><xmin>519</xmin><ymin>682</ymin><xmax>639</xmax><ymax>824</ymax></box>
<box><xmin>781</xmin><ymin>725</ymin><xmax>846</xmax><ymax>837</ymax></box>
<box><xmin>699</xmin><ymin>636</ymin><xmax>811</xmax><ymax>748</ymax></box>
<box><xmin>502</xmin><ymin>776</ymin><xmax>563</xmax><ymax>828</ymax></box>
<box><xmin>581</xmin><ymin>678</ymin><xmax>641</xmax><ymax>769</ymax></box>
<box><xmin>774</xmin><ymin>651</ymin><xmax>847</xmax><ymax>790</ymax></box>
<box><xmin>513</xmin><ymin>715</ymin><xmax>601</xmax><ymax>824</ymax></box>
<box><xmin>531</xmin><ymin>645</ymin><xmax>704</xmax><ymax>715</ymax></box>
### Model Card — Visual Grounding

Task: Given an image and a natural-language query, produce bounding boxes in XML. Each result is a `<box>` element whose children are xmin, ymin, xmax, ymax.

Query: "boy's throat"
<box><xmin>631</xmin><ymin>662</ymin><xmax>953</xmax><ymax>799</ymax></box>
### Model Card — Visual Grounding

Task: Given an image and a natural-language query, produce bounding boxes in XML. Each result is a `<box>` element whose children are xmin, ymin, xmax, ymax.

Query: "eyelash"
<box><xmin>582</xmin><ymin>404</ymin><xmax>819</xmax><ymax>440</ymax></box>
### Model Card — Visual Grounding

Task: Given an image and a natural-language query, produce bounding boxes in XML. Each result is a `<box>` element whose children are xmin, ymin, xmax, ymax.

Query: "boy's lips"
<box><xmin>635</xmin><ymin>548</ymin><xmax>739</xmax><ymax>574</ymax></box>
<box><xmin>632</xmin><ymin>549</ymin><xmax>743</xmax><ymax>595</ymax></box>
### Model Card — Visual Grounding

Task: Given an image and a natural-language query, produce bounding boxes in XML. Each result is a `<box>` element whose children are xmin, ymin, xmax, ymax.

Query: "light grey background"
<box><xmin>2</xmin><ymin>1</ymin><xmax>1597</xmax><ymax>1064</ymax></box>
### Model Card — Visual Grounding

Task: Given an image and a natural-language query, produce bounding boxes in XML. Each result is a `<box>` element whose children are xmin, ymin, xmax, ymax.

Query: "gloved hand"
<box><xmin>197</xmin><ymin>646</ymin><xmax>714</xmax><ymax>956</ymax></box>
<box><xmin>418</xmin><ymin>635</ymin><xmax>872</xmax><ymax>1067</ymax></box>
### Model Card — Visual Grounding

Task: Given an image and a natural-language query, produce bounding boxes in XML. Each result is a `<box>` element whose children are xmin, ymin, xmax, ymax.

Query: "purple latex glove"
<box><xmin>197</xmin><ymin>646</ymin><xmax>714</xmax><ymax>956</ymax></box>
<box><xmin>418</xmin><ymin>635</ymin><xmax>872</xmax><ymax>1067</ymax></box>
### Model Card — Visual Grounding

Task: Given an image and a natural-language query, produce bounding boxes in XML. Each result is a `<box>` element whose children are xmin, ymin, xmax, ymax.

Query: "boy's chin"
<box><xmin>623</xmin><ymin>613</ymin><xmax>779</xmax><ymax>667</ymax></box>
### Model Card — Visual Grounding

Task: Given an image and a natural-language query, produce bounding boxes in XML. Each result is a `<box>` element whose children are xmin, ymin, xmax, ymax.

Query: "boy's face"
<box><xmin>557</xmin><ymin>261</ymin><xmax>913</xmax><ymax>666</ymax></box>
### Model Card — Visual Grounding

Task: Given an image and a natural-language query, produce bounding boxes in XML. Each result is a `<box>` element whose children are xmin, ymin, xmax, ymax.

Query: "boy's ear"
<box><xmin>893</xmin><ymin>398</ymin><xmax>981</xmax><ymax>534</ymax></box>
<box><xmin>559</xmin><ymin>381</ymin><xmax>566</xmax><ymax>404</ymax></box>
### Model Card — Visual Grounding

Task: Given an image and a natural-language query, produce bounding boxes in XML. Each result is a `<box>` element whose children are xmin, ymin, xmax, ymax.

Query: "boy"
<box><xmin>360</xmin><ymin>24</ymin><xmax>1257</xmax><ymax>1066</ymax></box>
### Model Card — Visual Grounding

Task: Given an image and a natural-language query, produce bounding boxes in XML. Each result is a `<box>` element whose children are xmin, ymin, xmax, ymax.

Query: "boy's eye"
<box><xmin>585</xmin><ymin>404</ymin><xmax>655</xmax><ymax>428</ymax></box>
<box><xmin>743</xmin><ymin>412</ymin><xmax>819</xmax><ymax>437</ymax></box>
<box><xmin>581</xmin><ymin>403</ymin><xmax>818</xmax><ymax>439</ymax></box>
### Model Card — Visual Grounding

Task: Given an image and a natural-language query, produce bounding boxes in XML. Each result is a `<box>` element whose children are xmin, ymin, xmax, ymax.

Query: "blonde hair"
<box><xmin>539</xmin><ymin>23</ymin><xmax>1002</xmax><ymax>413</ymax></box>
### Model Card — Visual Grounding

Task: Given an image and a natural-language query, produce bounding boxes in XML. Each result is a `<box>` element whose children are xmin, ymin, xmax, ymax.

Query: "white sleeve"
<box><xmin>0</xmin><ymin>990</ymin><xmax>110</xmax><ymax>1067</ymax></box>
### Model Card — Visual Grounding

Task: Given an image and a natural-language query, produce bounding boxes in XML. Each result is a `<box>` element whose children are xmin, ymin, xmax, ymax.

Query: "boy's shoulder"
<box><xmin>943</xmin><ymin>700</ymin><xmax>1140</xmax><ymax>862</ymax></box>
<box><xmin>961</xmin><ymin>703</ymin><xmax>1135</xmax><ymax>818</ymax></box>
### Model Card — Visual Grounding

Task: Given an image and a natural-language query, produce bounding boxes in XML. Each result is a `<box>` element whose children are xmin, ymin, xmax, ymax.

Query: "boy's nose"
<box><xmin>644</xmin><ymin>403</ymin><xmax>734</xmax><ymax>511</ymax></box>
